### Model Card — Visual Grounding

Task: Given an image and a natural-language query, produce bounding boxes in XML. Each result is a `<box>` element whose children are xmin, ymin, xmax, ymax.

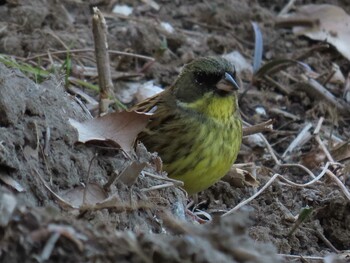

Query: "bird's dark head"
<box><xmin>172</xmin><ymin>57</ymin><xmax>240</xmax><ymax>120</ymax></box>
<box><xmin>173</xmin><ymin>56</ymin><xmax>239</xmax><ymax>103</ymax></box>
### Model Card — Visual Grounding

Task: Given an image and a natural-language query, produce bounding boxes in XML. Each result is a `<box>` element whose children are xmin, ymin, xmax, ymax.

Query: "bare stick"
<box><xmin>269</xmin><ymin>108</ymin><xmax>300</xmax><ymax>120</ymax></box>
<box><xmin>275</xmin><ymin>18</ymin><xmax>317</xmax><ymax>28</ymax></box>
<box><xmin>313</xmin><ymin>117</ymin><xmax>335</xmax><ymax>163</ymax></box>
<box><xmin>260</xmin><ymin>133</ymin><xmax>281</xmax><ymax>165</ymax></box>
<box><xmin>282</xmin><ymin>123</ymin><xmax>313</xmax><ymax>158</ymax></box>
<box><xmin>222</xmin><ymin>173</ymin><xmax>280</xmax><ymax>216</ymax></box>
<box><xmin>264</xmin><ymin>75</ymin><xmax>291</xmax><ymax>95</ymax></box>
<box><xmin>140</xmin><ymin>183</ymin><xmax>176</xmax><ymax>192</ymax></box>
<box><xmin>278</xmin><ymin>254</ymin><xmax>324</xmax><ymax>261</ymax></box>
<box><xmin>242</xmin><ymin>119</ymin><xmax>273</xmax><ymax>136</ymax></box>
<box><xmin>83</xmin><ymin>154</ymin><xmax>98</xmax><ymax>205</ymax></box>
<box><xmin>33</xmin><ymin>168</ymin><xmax>77</xmax><ymax>210</ymax></box>
<box><xmin>300</xmin><ymin>78</ymin><xmax>350</xmax><ymax>115</ymax></box>
<box><xmin>22</xmin><ymin>49</ymin><xmax>155</xmax><ymax>62</ymax></box>
<box><xmin>278</xmin><ymin>163</ymin><xmax>316</xmax><ymax>179</ymax></box>
<box><xmin>222</xmin><ymin>162</ymin><xmax>339</xmax><ymax>216</ymax></box>
<box><xmin>142</xmin><ymin>171</ymin><xmax>184</xmax><ymax>186</ymax></box>
<box><xmin>314</xmin><ymin>228</ymin><xmax>339</xmax><ymax>253</ymax></box>
<box><xmin>243</xmin><ymin>120</ymin><xmax>280</xmax><ymax>164</ymax></box>
<box><xmin>92</xmin><ymin>7</ymin><xmax>114</xmax><ymax>115</ymax></box>
<box><xmin>278</xmin><ymin>0</ymin><xmax>297</xmax><ymax>16</ymax></box>
<box><xmin>326</xmin><ymin>170</ymin><xmax>350</xmax><ymax>201</ymax></box>
<box><xmin>313</xmin><ymin>117</ymin><xmax>324</xmax><ymax>134</ymax></box>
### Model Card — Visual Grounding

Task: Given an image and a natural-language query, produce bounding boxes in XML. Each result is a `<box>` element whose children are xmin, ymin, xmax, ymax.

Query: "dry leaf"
<box><xmin>61</xmin><ymin>183</ymin><xmax>107</xmax><ymax>207</ymax></box>
<box><xmin>301</xmin><ymin>141</ymin><xmax>350</xmax><ymax>170</ymax></box>
<box><xmin>331</xmin><ymin>141</ymin><xmax>350</xmax><ymax>162</ymax></box>
<box><xmin>118</xmin><ymin>161</ymin><xmax>146</xmax><ymax>186</ymax></box>
<box><xmin>222</xmin><ymin>168</ymin><xmax>259</xmax><ymax>188</ymax></box>
<box><xmin>69</xmin><ymin>111</ymin><xmax>150</xmax><ymax>153</ymax></box>
<box><xmin>301</xmin><ymin>147</ymin><xmax>326</xmax><ymax>170</ymax></box>
<box><xmin>281</xmin><ymin>4</ymin><xmax>350</xmax><ymax>61</ymax></box>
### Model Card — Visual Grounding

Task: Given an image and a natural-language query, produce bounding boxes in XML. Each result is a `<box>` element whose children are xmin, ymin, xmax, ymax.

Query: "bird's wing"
<box><xmin>129</xmin><ymin>87</ymin><xmax>173</xmax><ymax>113</ymax></box>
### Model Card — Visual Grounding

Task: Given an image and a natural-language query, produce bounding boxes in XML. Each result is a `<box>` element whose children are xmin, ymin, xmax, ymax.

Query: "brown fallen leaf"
<box><xmin>301</xmin><ymin>141</ymin><xmax>350</xmax><ymax>170</ymax></box>
<box><xmin>222</xmin><ymin>167</ymin><xmax>259</xmax><ymax>188</ymax></box>
<box><xmin>331</xmin><ymin>141</ymin><xmax>350</xmax><ymax>162</ymax></box>
<box><xmin>69</xmin><ymin>111</ymin><xmax>150</xmax><ymax>153</ymax></box>
<box><xmin>61</xmin><ymin>183</ymin><xmax>108</xmax><ymax>207</ymax></box>
<box><xmin>300</xmin><ymin>147</ymin><xmax>326</xmax><ymax>170</ymax></box>
<box><xmin>278</xmin><ymin>4</ymin><xmax>350</xmax><ymax>61</ymax></box>
<box><xmin>118</xmin><ymin>161</ymin><xmax>146</xmax><ymax>186</ymax></box>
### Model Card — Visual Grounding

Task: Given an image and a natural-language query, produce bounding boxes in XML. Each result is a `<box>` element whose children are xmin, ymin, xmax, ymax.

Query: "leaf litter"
<box><xmin>278</xmin><ymin>4</ymin><xmax>350</xmax><ymax>61</ymax></box>
<box><xmin>69</xmin><ymin>110</ymin><xmax>151</xmax><ymax>154</ymax></box>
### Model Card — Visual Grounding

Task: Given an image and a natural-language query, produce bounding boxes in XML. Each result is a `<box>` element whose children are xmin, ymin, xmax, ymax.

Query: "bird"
<box><xmin>134</xmin><ymin>56</ymin><xmax>242</xmax><ymax>194</ymax></box>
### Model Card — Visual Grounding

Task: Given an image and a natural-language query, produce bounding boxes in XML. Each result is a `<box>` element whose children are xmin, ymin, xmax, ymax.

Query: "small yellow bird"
<box><xmin>135</xmin><ymin>57</ymin><xmax>242</xmax><ymax>194</ymax></box>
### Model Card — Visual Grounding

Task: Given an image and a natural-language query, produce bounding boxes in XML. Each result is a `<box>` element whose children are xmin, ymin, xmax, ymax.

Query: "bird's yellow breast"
<box><xmin>165</xmin><ymin>93</ymin><xmax>242</xmax><ymax>194</ymax></box>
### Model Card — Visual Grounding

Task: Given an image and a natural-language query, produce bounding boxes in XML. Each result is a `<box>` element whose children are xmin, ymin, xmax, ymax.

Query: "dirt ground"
<box><xmin>0</xmin><ymin>0</ymin><xmax>349</xmax><ymax>262</ymax></box>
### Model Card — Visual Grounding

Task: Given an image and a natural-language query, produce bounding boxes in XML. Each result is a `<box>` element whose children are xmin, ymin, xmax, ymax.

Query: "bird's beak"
<box><xmin>216</xmin><ymin>72</ymin><xmax>239</xmax><ymax>92</ymax></box>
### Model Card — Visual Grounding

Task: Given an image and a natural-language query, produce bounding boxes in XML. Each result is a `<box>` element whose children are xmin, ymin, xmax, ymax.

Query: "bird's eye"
<box><xmin>194</xmin><ymin>72</ymin><xmax>221</xmax><ymax>86</ymax></box>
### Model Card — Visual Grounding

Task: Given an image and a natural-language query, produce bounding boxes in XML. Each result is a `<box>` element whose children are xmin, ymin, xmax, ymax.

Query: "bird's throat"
<box><xmin>178</xmin><ymin>92</ymin><xmax>238</xmax><ymax>122</ymax></box>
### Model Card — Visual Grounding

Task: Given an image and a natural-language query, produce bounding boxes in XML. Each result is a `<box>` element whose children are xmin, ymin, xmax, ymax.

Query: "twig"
<box><xmin>313</xmin><ymin>117</ymin><xmax>324</xmax><ymax>134</ymax></box>
<box><xmin>72</xmin><ymin>95</ymin><xmax>94</xmax><ymax>119</ymax></box>
<box><xmin>278</xmin><ymin>162</ymin><xmax>336</xmax><ymax>187</ymax></box>
<box><xmin>45</xmin><ymin>29</ymin><xmax>69</xmax><ymax>50</ymax></box>
<box><xmin>264</xmin><ymin>75</ymin><xmax>291</xmax><ymax>95</ymax></box>
<box><xmin>326</xmin><ymin>170</ymin><xmax>350</xmax><ymax>201</ymax></box>
<box><xmin>142</xmin><ymin>171</ymin><xmax>184</xmax><ymax>186</ymax></box>
<box><xmin>282</xmin><ymin>123</ymin><xmax>313</xmax><ymax>158</ymax></box>
<box><xmin>313</xmin><ymin>117</ymin><xmax>335</xmax><ymax>162</ymax></box>
<box><xmin>299</xmin><ymin>78</ymin><xmax>350</xmax><ymax>115</ymax></box>
<box><xmin>109</xmin><ymin>50</ymin><xmax>154</xmax><ymax>61</ymax></box>
<box><xmin>242</xmin><ymin>119</ymin><xmax>274</xmax><ymax>136</ymax></box>
<box><xmin>275</xmin><ymin>18</ymin><xmax>317</xmax><ymax>28</ymax></box>
<box><xmin>22</xmin><ymin>49</ymin><xmax>154</xmax><ymax>62</ymax></box>
<box><xmin>278</xmin><ymin>0</ymin><xmax>297</xmax><ymax>16</ymax></box>
<box><xmin>67</xmin><ymin>85</ymin><xmax>99</xmax><ymax>108</ymax></box>
<box><xmin>295</xmin><ymin>44</ymin><xmax>330</xmax><ymax>62</ymax></box>
<box><xmin>83</xmin><ymin>154</ymin><xmax>98</xmax><ymax>205</ymax></box>
<box><xmin>243</xmin><ymin>120</ymin><xmax>279</xmax><ymax>164</ymax></box>
<box><xmin>38</xmin><ymin>232</ymin><xmax>61</xmax><ymax>262</ymax></box>
<box><xmin>344</xmin><ymin>72</ymin><xmax>350</xmax><ymax>103</ymax></box>
<box><xmin>313</xmin><ymin>228</ymin><xmax>339</xmax><ymax>253</ymax></box>
<box><xmin>140</xmin><ymin>183</ymin><xmax>176</xmax><ymax>192</ymax></box>
<box><xmin>222</xmin><ymin>162</ymin><xmax>339</xmax><ymax>216</ymax></box>
<box><xmin>103</xmin><ymin>160</ymin><xmax>128</xmax><ymax>190</ymax></box>
<box><xmin>269</xmin><ymin>108</ymin><xmax>300</xmax><ymax>121</ymax></box>
<box><xmin>44</xmin><ymin>125</ymin><xmax>51</xmax><ymax>156</ymax></box>
<box><xmin>260</xmin><ymin>133</ymin><xmax>281</xmax><ymax>165</ymax></box>
<box><xmin>278</xmin><ymin>254</ymin><xmax>324</xmax><ymax>261</ymax></box>
<box><xmin>222</xmin><ymin>173</ymin><xmax>280</xmax><ymax>216</ymax></box>
<box><xmin>321</xmin><ymin>69</ymin><xmax>336</xmax><ymax>86</ymax></box>
<box><xmin>278</xmin><ymin>163</ymin><xmax>316</xmax><ymax>179</ymax></box>
<box><xmin>92</xmin><ymin>7</ymin><xmax>114</xmax><ymax>115</ymax></box>
<box><xmin>33</xmin><ymin>168</ymin><xmax>77</xmax><ymax>210</ymax></box>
